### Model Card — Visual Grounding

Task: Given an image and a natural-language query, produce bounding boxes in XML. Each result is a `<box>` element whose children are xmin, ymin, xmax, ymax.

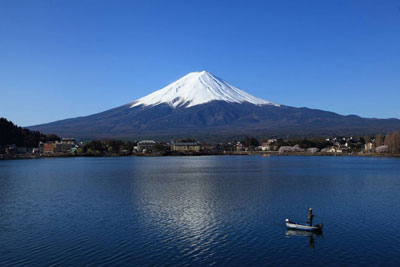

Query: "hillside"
<box><xmin>28</xmin><ymin>71</ymin><xmax>400</xmax><ymax>140</ymax></box>
<box><xmin>0</xmin><ymin>118</ymin><xmax>59</xmax><ymax>147</ymax></box>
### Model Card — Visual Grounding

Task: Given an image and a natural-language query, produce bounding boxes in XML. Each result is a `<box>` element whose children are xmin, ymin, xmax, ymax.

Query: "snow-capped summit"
<box><xmin>131</xmin><ymin>71</ymin><xmax>279</xmax><ymax>108</ymax></box>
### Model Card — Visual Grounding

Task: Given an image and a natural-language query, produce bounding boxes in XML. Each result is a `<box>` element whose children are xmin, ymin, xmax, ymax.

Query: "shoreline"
<box><xmin>1</xmin><ymin>151</ymin><xmax>399</xmax><ymax>161</ymax></box>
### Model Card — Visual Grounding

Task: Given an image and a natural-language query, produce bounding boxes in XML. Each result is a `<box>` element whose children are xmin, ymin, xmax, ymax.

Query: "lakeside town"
<box><xmin>2</xmin><ymin>134</ymin><xmax>400</xmax><ymax>159</ymax></box>
<box><xmin>2</xmin><ymin>117</ymin><xmax>400</xmax><ymax>159</ymax></box>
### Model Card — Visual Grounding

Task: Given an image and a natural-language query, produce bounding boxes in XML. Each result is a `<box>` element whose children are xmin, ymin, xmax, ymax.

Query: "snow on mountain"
<box><xmin>130</xmin><ymin>71</ymin><xmax>279</xmax><ymax>108</ymax></box>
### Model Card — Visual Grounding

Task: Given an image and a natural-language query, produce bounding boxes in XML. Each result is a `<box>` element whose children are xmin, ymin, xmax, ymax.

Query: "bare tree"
<box><xmin>375</xmin><ymin>133</ymin><xmax>383</xmax><ymax>147</ymax></box>
<box><xmin>393</xmin><ymin>131</ymin><xmax>400</xmax><ymax>154</ymax></box>
<box><xmin>385</xmin><ymin>133</ymin><xmax>393</xmax><ymax>153</ymax></box>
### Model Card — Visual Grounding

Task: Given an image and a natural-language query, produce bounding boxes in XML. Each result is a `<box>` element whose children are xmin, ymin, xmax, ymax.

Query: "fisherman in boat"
<box><xmin>307</xmin><ymin>208</ymin><xmax>314</xmax><ymax>226</ymax></box>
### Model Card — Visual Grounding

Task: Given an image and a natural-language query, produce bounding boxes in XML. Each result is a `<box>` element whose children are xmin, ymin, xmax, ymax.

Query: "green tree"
<box><xmin>0</xmin><ymin>117</ymin><xmax>60</xmax><ymax>147</ymax></box>
<box><xmin>243</xmin><ymin>137</ymin><xmax>260</xmax><ymax>147</ymax></box>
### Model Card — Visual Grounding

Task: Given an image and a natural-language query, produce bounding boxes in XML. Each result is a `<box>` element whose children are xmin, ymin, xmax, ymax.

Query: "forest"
<box><xmin>0</xmin><ymin>118</ymin><xmax>59</xmax><ymax>147</ymax></box>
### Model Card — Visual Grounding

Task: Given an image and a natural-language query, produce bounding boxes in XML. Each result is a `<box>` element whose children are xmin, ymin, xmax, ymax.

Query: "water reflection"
<box><xmin>2</xmin><ymin>156</ymin><xmax>400</xmax><ymax>265</ymax></box>
<box><xmin>130</xmin><ymin>158</ymin><xmax>222</xmax><ymax>258</ymax></box>
<box><xmin>129</xmin><ymin>156</ymin><xmax>277</xmax><ymax>261</ymax></box>
<box><xmin>285</xmin><ymin>230</ymin><xmax>323</xmax><ymax>249</ymax></box>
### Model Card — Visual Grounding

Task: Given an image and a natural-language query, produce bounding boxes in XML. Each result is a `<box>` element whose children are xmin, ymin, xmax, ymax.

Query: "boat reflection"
<box><xmin>285</xmin><ymin>230</ymin><xmax>323</xmax><ymax>249</ymax></box>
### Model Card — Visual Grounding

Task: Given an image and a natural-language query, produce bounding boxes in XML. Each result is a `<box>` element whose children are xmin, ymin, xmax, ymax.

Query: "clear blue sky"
<box><xmin>1</xmin><ymin>0</ymin><xmax>399</xmax><ymax>126</ymax></box>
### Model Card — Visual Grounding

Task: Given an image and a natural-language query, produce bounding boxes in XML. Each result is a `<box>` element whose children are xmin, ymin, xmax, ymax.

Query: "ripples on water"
<box><xmin>1</xmin><ymin>156</ymin><xmax>400</xmax><ymax>266</ymax></box>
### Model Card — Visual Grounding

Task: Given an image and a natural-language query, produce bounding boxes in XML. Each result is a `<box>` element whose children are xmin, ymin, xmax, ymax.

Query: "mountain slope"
<box><xmin>28</xmin><ymin>71</ymin><xmax>400</xmax><ymax>139</ymax></box>
<box><xmin>29</xmin><ymin>101</ymin><xmax>400</xmax><ymax>140</ymax></box>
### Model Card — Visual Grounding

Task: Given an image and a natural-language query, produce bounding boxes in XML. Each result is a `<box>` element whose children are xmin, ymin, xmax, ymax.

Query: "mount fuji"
<box><xmin>131</xmin><ymin>71</ymin><xmax>279</xmax><ymax>108</ymax></box>
<box><xmin>29</xmin><ymin>71</ymin><xmax>400</xmax><ymax>139</ymax></box>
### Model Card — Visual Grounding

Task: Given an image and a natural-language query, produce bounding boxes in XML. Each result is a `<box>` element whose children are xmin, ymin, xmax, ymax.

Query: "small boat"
<box><xmin>285</xmin><ymin>219</ymin><xmax>323</xmax><ymax>232</ymax></box>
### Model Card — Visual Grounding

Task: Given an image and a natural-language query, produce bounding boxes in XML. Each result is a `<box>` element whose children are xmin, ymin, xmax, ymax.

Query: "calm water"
<box><xmin>0</xmin><ymin>156</ymin><xmax>400</xmax><ymax>266</ymax></box>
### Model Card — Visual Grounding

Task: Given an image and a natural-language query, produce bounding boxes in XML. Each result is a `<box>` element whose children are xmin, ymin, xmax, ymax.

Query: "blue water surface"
<box><xmin>0</xmin><ymin>156</ymin><xmax>399</xmax><ymax>266</ymax></box>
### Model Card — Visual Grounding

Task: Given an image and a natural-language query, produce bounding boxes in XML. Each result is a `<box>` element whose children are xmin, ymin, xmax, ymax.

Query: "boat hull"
<box><xmin>285</xmin><ymin>221</ymin><xmax>323</xmax><ymax>232</ymax></box>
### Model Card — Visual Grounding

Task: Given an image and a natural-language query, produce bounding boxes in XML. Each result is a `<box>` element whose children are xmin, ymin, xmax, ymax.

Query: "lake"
<box><xmin>0</xmin><ymin>156</ymin><xmax>400</xmax><ymax>266</ymax></box>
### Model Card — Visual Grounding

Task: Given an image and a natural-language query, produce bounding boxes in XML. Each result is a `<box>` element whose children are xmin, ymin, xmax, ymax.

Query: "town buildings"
<box><xmin>137</xmin><ymin>140</ymin><xmax>157</xmax><ymax>153</ymax></box>
<box><xmin>40</xmin><ymin>138</ymin><xmax>76</xmax><ymax>154</ymax></box>
<box><xmin>171</xmin><ymin>141</ymin><xmax>201</xmax><ymax>152</ymax></box>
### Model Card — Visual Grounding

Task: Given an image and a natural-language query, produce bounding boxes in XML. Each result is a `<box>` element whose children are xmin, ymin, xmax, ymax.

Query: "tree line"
<box><xmin>0</xmin><ymin>118</ymin><xmax>60</xmax><ymax>147</ymax></box>
<box><xmin>370</xmin><ymin>132</ymin><xmax>400</xmax><ymax>154</ymax></box>
<box><xmin>79</xmin><ymin>139</ymin><xmax>137</xmax><ymax>155</ymax></box>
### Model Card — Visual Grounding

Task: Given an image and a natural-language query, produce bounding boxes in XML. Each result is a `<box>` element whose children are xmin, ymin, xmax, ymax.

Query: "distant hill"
<box><xmin>28</xmin><ymin>71</ymin><xmax>400</xmax><ymax>140</ymax></box>
<box><xmin>0</xmin><ymin>118</ymin><xmax>59</xmax><ymax>147</ymax></box>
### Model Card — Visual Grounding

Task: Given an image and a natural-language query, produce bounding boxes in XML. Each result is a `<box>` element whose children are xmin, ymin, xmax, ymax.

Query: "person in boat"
<box><xmin>307</xmin><ymin>208</ymin><xmax>314</xmax><ymax>226</ymax></box>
